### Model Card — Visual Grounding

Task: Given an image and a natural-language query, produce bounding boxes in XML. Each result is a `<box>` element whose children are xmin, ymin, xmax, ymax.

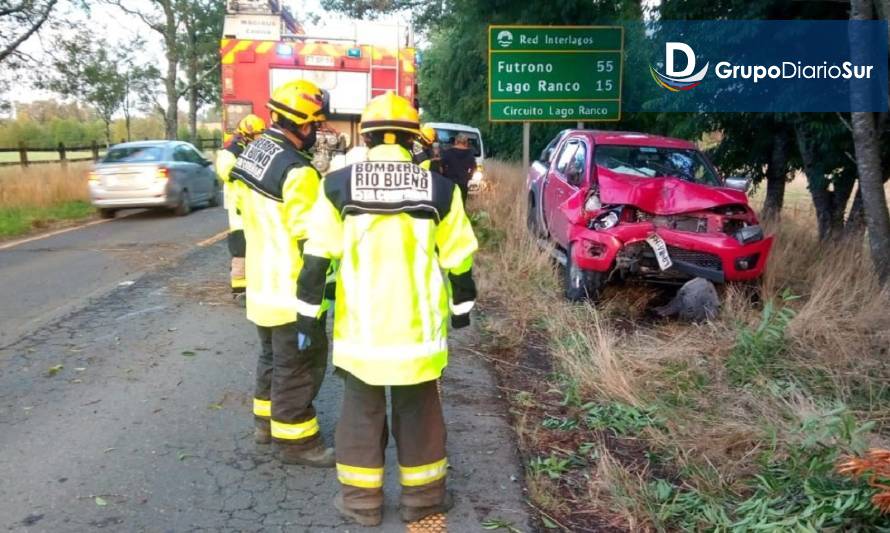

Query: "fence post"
<box><xmin>18</xmin><ymin>141</ymin><xmax>28</xmax><ymax>167</ymax></box>
<box><xmin>91</xmin><ymin>140</ymin><xmax>99</xmax><ymax>162</ymax></box>
<box><xmin>58</xmin><ymin>142</ymin><xmax>67</xmax><ymax>167</ymax></box>
<box><xmin>197</xmin><ymin>137</ymin><xmax>203</xmax><ymax>151</ymax></box>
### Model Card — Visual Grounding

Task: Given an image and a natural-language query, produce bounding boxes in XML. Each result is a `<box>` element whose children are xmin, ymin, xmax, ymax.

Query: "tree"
<box><xmin>849</xmin><ymin>0</ymin><xmax>890</xmax><ymax>283</ymax></box>
<box><xmin>0</xmin><ymin>0</ymin><xmax>60</xmax><ymax>65</ymax></box>
<box><xmin>108</xmin><ymin>0</ymin><xmax>181</xmax><ymax>140</ymax></box>
<box><xmin>179</xmin><ymin>0</ymin><xmax>223</xmax><ymax>142</ymax></box>
<box><xmin>39</xmin><ymin>32</ymin><xmax>127</xmax><ymax>144</ymax></box>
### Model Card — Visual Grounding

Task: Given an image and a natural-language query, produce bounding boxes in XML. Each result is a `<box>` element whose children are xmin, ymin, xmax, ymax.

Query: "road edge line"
<box><xmin>0</xmin><ymin>218</ymin><xmax>115</xmax><ymax>251</ymax></box>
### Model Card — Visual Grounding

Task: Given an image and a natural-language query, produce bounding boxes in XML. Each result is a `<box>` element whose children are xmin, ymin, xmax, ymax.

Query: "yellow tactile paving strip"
<box><xmin>405</xmin><ymin>513</ymin><xmax>448</xmax><ymax>532</ymax></box>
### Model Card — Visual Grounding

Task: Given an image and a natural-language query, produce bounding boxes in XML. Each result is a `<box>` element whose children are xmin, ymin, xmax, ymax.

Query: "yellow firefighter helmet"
<box><xmin>236</xmin><ymin>114</ymin><xmax>266</xmax><ymax>139</ymax></box>
<box><xmin>360</xmin><ymin>91</ymin><xmax>420</xmax><ymax>136</ymax></box>
<box><xmin>419</xmin><ymin>125</ymin><xmax>437</xmax><ymax>145</ymax></box>
<box><xmin>267</xmin><ymin>80</ymin><xmax>328</xmax><ymax>126</ymax></box>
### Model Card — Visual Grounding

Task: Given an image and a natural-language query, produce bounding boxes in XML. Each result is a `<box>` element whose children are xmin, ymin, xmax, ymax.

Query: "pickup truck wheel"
<box><xmin>564</xmin><ymin>244</ymin><xmax>604</xmax><ymax>302</ymax></box>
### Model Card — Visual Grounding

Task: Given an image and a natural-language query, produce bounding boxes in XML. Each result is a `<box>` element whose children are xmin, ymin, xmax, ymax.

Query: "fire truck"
<box><xmin>220</xmin><ymin>0</ymin><xmax>417</xmax><ymax>171</ymax></box>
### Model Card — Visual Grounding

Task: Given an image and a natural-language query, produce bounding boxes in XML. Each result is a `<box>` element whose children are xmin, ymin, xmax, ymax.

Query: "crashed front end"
<box><xmin>568</xmin><ymin>174</ymin><xmax>773</xmax><ymax>284</ymax></box>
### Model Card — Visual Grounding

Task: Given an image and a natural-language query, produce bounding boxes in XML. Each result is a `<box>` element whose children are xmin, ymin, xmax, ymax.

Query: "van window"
<box><xmin>434</xmin><ymin>128</ymin><xmax>482</xmax><ymax>157</ymax></box>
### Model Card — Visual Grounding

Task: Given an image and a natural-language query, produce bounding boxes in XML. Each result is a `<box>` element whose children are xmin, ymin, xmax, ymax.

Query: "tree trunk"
<box><xmin>846</xmin><ymin>186</ymin><xmax>867</xmax><ymax>236</ymax></box>
<box><xmin>795</xmin><ymin>119</ymin><xmax>834</xmax><ymax>239</ymax></box>
<box><xmin>850</xmin><ymin>0</ymin><xmax>890</xmax><ymax>283</ymax></box>
<box><xmin>188</xmin><ymin>46</ymin><xmax>198</xmax><ymax>142</ymax></box>
<box><xmin>761</xmin><ymin>128</ymin><xmax>789</xmax><ymax>220</ymax></box>
<box><xmin>161</xmin><ymin>0</ymin><xmax>178</xmax><ymax>140</ymax></box>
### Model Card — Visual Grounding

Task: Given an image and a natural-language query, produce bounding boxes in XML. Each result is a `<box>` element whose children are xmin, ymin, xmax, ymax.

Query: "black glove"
<box><xmin>452</xmin><ymin>313</ymin><xmax>471</xmax><ymax>329</ymax></box>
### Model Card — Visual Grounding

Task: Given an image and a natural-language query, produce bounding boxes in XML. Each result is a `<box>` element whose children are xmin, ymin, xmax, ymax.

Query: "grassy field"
<box><xmin>470</xmin><ymin>162</ymin><xmax>890</xmax><ymax>531</ymax></box>
<box><xmin>0</xmin><ymin>150</ymin><xmax>105</xmax><ymax>164</ymax></box>
<box><xmin>0</xmin><ymin>162</ymin><xmax>94</xmax><ymax>238</ymax></box>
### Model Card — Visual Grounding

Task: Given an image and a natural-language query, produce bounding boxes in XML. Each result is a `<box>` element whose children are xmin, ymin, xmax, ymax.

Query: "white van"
<box><xmin>424</xmin><ymin>122</ymin><xmax>487</xmax><ymax>193</ymax></box>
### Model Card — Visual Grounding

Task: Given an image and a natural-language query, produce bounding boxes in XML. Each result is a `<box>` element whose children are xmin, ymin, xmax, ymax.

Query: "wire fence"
<box><xmin>0</xmin><ymin>138</ymin><xmax>223</xmax><ymax>167</ymax></box>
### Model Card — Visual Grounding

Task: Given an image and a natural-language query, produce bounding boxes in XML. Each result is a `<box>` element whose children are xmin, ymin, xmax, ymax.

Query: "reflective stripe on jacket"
<box><xmin>296</xmin><ymin>144</ymin><xmax>478</xmax><ymax>386</ymax></box>
<box><xmin>216</xmin><ymin>147</ymin><xmax>245</xmax><ymax>231</ymax></box>
<box><xmin>231</xmin><ymin>128</ymin><xmax>321</xmax><ymax>327</ymax></box>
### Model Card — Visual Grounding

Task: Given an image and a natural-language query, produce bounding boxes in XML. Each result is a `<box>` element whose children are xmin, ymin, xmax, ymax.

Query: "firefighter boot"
<box><xmin>400</xmin><ymin>490</ymin><xmax>454</xmax><ymax>523</ymax></box>
<box><xmin>279</xmin><ymin>443</ymin><xmax>335</xmax><ymax>468</ymax></box>
<box><xmin>254</xmin><ymin>419</ymin><xmax>272</xmax><ymax>445</ymax></box>
<box><xmin>334</xmin><ymin>493</ymin><xmax>383</xmax><ymax>527</ymax></box>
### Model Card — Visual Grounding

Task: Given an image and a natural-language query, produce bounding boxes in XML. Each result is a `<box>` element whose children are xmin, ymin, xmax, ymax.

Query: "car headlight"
<box><xmin>734</xmin><ymin>225</ymin><xmax>764</xmax><ymax>244</ymax></box>
<box><xmin>592</xmin><ymin>210</ymin><xmax>619</xmax><ymax>230</ymax></box>
<box><xmin>471</xmin><ymin>168</ymin><xmax>483</xmax><ymax>182</ymax></box>
<box><xmin>584</xmin><ymin>194</ymin><xmax>602</xmax><ymax>212</ymax></box>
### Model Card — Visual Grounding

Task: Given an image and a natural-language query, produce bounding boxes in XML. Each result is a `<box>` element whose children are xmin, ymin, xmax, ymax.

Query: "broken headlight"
<box><xmin>592</xmin><ymin>210</ymin><xmax>619</xmax><ymax>231</ymax></box>
<box><xmin>734</xmin><ymin>225</ymin><xmax>764</xmax><ymax>244</ymax></box>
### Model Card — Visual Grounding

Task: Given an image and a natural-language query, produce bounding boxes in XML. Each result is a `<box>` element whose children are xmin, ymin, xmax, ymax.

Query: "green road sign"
<box><xmin>489</xmin><ymin>26</ymin><xmax>623</xmax><ymax>122</ymax></box>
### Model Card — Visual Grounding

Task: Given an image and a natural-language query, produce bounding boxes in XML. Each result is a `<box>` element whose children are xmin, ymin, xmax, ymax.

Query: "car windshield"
<box><xmin>103</xmin><ymin>146</ymin><xmax>164</xmax><ymax>163</ymax></box>
<box><xmin>594</xmin><ymin>145</ymin><xmax>720</xmax><ymax>186</ymax></box>
<box><xmin>434</xmin><ymin>129</ymin><xmax>482</xmax><ymax>157</ymax></box>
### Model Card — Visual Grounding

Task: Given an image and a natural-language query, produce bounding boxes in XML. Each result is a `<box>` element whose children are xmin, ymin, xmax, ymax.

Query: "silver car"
<box><xmin>88</xmin><ymin>141</ymin><xmax>220</xmax><ymax>218</ymax></box>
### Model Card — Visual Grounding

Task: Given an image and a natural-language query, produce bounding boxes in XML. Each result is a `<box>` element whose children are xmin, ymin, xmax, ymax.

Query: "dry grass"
<box><xmin>471</xmin><ymin>161</ymin><xmax>890</xmax><ymax>530</ymax></box>
<box><xmin>0</xmin><ymin>162</ymin><xmax>91</xmax><ymax>208</ymax></box>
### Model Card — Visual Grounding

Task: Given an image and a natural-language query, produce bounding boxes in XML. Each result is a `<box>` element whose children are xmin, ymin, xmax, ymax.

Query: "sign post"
<box><xmin>488</xmin><ymin>25</ymin><xmax>623</xmax><ymax>166</ymax></box>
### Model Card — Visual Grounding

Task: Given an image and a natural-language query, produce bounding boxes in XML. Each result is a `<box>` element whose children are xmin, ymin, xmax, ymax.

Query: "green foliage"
<box><xmin>726</xmin><ymin>290</ymin><xmax>798</xmax><ymax>385</ymax></box>
<box><xmin>542</xmin><ymin>416</ymin><xmax>578</xmax><ymax>431</ymax></box>
<box><xmin>468</xmin><ymin>210</ymin><xmax>504</xmax><ymax>247</ymax></box>
<box><xmin>0</xmin><ymin>201</ymin><xmax>93</xmax><ymax>237</ymax></box>
<box><xmin>529</xmin><ymin>454</ymin><xmax>572</xmax><ymax>480</ymax></box>
<box><xmin>650</xmin><ymin>408</ymin><xmax>885</xmax><ymax>531</ymax></box>
<box><xmin>583</xmin><ymin>401</ymin><xmax>662</xmax><ymax>436</ymax></box>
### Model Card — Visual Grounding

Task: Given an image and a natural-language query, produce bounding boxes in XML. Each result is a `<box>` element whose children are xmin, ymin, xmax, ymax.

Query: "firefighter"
<box><xmin>216</xmin><ymin>114</ymin><xmax>265</xmax><ymax>303</ymax></box>
<box><xmin>229</xmin><ymin>79</ymin><xmax>334</xmax><ymax>467</ymax></box>
<box><xmin>294</xmin><ymin>92</ymin><xmax>478</xmax><ymax>525</ymax></box>
<box><xmin>413</xmin><ymin>124</ymin><xmax>440</xmax><ymax>173</ymax></box>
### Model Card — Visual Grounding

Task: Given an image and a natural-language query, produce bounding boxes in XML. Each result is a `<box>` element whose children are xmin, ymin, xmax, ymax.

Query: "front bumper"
<box><xmin>570</xmin><ymin>223</ymin><xmax>774</xmax><ymax>283</ymax></box>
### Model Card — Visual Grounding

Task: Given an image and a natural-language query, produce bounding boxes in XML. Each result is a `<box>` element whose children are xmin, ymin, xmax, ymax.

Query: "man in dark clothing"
<box><xmin>440</xmin><ymin>133</ymin><xmax>476</xmax><ymax>203</ymax></box>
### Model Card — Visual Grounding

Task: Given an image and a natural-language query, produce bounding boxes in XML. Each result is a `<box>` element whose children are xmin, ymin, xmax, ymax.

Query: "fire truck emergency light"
<box><xmin>276</xmin><ymin>44</ymin><xmax>293</xmax><ymax>56</ymax></box>
<box><xmin>346</xmin><ymin>47</ymin><xmax>362</xmax><ymax>58</ymax></box>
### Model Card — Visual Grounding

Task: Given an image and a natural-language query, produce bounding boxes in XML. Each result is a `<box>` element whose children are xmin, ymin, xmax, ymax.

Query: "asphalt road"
<box><xmin>0</xmin><ymin>207</ymin><xmax>228</xmax><ymax>345</ymax></box>
<box><xmin>0</xmin><ymin>212</ymin><xmax>529</xmax><ymax>532</ymax></box>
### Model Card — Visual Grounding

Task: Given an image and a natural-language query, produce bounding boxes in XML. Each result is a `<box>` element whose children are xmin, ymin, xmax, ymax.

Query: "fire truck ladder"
<box><xmin>368</xmin><ymin>44</ymin><xmax>400</xmax><ymax>100</ymax></box>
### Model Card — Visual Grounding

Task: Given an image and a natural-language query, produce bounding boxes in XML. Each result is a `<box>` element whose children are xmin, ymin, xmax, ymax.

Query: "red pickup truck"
<box><xmin>527</xmin><ymin>130</ymin><xmax>773</xmax><ymax>301</ymax></box>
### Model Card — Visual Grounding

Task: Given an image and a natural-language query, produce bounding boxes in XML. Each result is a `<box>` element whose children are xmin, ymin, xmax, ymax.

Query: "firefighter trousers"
<box><xmin>335</xmin><ymin>371</ymin><xmax>447</xmax><ymax>511</ymax></box>
<box><xmin>253</xmin><ymin>320</ymin><xmax>328</xmax><ymax>449</ymax></box>
<box><xmin>227</xmin><ymin>230</ymin><xmax>246</xmax><ymax>293</ymax></box>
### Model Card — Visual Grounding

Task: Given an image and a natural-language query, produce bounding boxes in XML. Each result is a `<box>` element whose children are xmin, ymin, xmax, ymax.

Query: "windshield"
<box><xmin>594</xmin><ymin>145</ymin><xmax>720</xmax><ymax>186</ymax></box>
<box><xmin>434</xmin><ymin>129</ymin><xmax>482</xmax><ymax>158</ymax></box>
<box><xmin>103</xmin><ymin>146</ymin><xmax>164</xmax><ymax>163</ymax></box>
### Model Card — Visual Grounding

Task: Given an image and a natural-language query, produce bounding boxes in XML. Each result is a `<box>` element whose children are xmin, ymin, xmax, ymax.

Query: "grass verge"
<box><xmin>0</xmin><ymin>163</ymin><xmax>93</xmax><ymax>238</ymax></box>
<box><xmin>469</xmin><ymin>161</ymin><xmax>890</xmax><ymax>531</ymax></box>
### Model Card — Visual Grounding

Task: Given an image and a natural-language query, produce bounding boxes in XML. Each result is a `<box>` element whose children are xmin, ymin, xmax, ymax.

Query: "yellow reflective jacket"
<box><xmin>296</xmin><ymin>144</ymin><xmax>478</xmax><ymax>386</ymax></box>
<box><xmin>230</xmin><ymin>128</ymin><xmax>321</xmax><ymax>327</ymax></box>
<box><xmin>215</xmin><ymin>140</ymin><xmax>247</xmax><ymax>232</ymax></box>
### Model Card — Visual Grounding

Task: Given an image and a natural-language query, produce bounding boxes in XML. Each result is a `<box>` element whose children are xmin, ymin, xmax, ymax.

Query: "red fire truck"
<box><xmin>220</xmin><ymin>1</ymin><xmax>417</xmax><ymax>167</ymax></box>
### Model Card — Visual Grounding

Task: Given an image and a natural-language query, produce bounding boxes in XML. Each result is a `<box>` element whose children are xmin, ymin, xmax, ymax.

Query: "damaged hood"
<box><xmin>597</xmin><ymin>168</ymin><xmax>748</xmax><ymax>215</ymax></box>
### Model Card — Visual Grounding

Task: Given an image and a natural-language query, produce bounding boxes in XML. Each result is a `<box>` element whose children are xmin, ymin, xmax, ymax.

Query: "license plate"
<box><xmin>646</xmin><ymin>234</ymin><xmax>673</xmax><ymax>271</ymax></box>
<box><xmin>305</xmin><ymin>54</ymin><xmax>335</xmax><ymax>67</ymax></box>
